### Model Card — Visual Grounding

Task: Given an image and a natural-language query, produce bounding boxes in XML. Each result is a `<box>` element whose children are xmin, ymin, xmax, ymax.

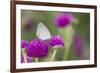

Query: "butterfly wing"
<box><xmin>36</xmin><ymin>23</ymin><xmax>51</xmax><ymax>40</ymax></box>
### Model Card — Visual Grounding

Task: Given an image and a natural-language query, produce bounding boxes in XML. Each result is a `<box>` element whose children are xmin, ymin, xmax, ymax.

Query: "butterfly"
<box><xmin>36</xmin><ymin>23</ymin><xmax>51</xmax><ymax>40</ymax></box>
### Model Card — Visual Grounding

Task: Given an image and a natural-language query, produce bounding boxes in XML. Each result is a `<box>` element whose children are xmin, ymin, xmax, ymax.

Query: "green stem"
<box><xmin>58</xmin><ymin>26</ymin><xmax>74</xmax><ymax>60</ymax></box>
<box><xmin>50</xmin><ymin>49</ymin><xmax>57</xmax><ymax>61</ymax></box>
<box><xmin>22</xmin><ymin>49</ymin><xmax>27</xmax><ymax>63</ymax></box>
<box><xmin>63</xmin><ymin>45</ymin><xmax>70</xmax><ymax>60</ymax></box>
<box><xmin>35</xmin><ymin>58</ymin><xmax>38</xmax><ymax>62</ymax></box>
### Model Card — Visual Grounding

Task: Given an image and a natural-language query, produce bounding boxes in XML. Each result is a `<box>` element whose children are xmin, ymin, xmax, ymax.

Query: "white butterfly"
<box><xmin>36</xmin><ymin>22</ymin><xmax>51</xmax><ymax>40</ymax></box>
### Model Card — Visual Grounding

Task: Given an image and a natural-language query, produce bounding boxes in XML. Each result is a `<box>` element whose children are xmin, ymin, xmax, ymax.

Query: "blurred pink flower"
<box><xmin>55</xmin><ymin>13</ymin><xmax>73</xmax><ymax>28</ymax></box>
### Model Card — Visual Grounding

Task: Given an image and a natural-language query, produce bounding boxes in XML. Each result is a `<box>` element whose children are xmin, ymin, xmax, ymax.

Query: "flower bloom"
<box><xmin>21</xmin><ymin>40</ymin><xmax>29</xmax><ymax>48</ymax></box>
<box><xmin>24</xmin><ymin>20</ymin><xmax>33</xmax><ymax>30</ymax></box>
<box><xmin>21</xmin><ymin>55</ymin><xmax>32</xmax><ymax>63</ymax></box>
<box><xmin>22</xmin><ymin>15</ymin><xmax>34</xmax><ymax>30</ymax></box>
<box><xmin>55</xmin><ymin>13</ymin><xmax>73</xmax><ymax>27</ymax></box>
<box><xmin>73</xmin><ymin>34</ymin><xmax>83</xmax><ymax>56</ymax></box>
<box><xmin>50</xmin><ymin>35</ymin><xmax>64</xmax><ymax>47</ymax></box>
<box><xmin>27</xmin><ymin>39</ymin><xmax>48</xmax><ymax>58</ymax></box>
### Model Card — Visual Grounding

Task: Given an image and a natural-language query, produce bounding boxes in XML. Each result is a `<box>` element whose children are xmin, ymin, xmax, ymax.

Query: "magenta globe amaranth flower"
<box><xmin>27</xmin><ymin>39</ymin><xmax>48</xmax><ymax>58</ymax></box>
<box><xmin>50</xmin><ymin>35</ymin><xmax>64</xmax><ymax>48</ymax></box>
<box><xmin>21</xmin><ymin>40</ymin><xmax>29</xmax><ymax>48</ymax></box>
<box><xmin>55</xmin><ymin>13</ymin><xmax>73</xmax><ymax>27</ymax></box>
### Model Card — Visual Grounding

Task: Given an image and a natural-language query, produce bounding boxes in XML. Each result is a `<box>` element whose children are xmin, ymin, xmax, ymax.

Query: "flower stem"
<box><xmin>58</xmin><ymin>25</ymin><xmax>74</xmax><ymax>60</ymax></box>
<box><xmin>35</xmin><ymin>58</ymin><xmax>38</xmax><ymax>62</ymax></box>
<box><xmin>50</xmin><ymin>49</ymin><xmax>57</xmax><ymax>61</ymax></box>
<box><xmin>63</xmin><ymin>45</ymin><xmax>70</xmax><ymax>60</ymax></box>
<box><xmin>22</xmin><ymin>49</ymin><xmax>27</xmax><ymax>63</ymax></box>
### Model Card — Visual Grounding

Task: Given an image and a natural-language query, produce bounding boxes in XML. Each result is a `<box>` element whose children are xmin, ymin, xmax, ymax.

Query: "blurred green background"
<box><xmin>21</xmin><ymin>10</ymin><xmax>90</xmax><ymax>62</ymax></box>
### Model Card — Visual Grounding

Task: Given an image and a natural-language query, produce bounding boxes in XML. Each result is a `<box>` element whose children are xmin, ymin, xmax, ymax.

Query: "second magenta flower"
<box><xmin>50</xmin><ymin>35</ymin><xmax>64</xmax><ymax>48</ymax></box>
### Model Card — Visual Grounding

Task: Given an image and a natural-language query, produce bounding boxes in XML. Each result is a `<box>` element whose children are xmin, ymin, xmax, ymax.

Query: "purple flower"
<box><xmin>24</xmin><ymin>19</ymin><xmax>33</xmax><ymax>30</ymax></box>
<box><xmin>27</xmin><ymin>39</ymin><xmax>48</xmax><ymax>58</ymax></box>
<box><xmin>73</xmin><ymin>34</ymin><xmax>83</xmax><ymax>56</ymax></box>
<box><xmin>21</xmin><ymin>55</ymin><xmax>32</xmax><ymax>63</ymax></box>
<box><xmin>21</xmin><ymin>40</ymin><xmax>29</xmax><ymax>48</ymax></box>
<box><xmin>22</xmin><ymin>15</ymin><xmax>34</xmax><ymax>30</ymax></box>
<box><xmin>50</xmin><ymin>35</ymin><xmax>64</xmax><ymax>47</ymax></box>
<box><xmin>55</xmin><ymin>13</ymin><xmax>73</xmax><ymax>27</ymax></box>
